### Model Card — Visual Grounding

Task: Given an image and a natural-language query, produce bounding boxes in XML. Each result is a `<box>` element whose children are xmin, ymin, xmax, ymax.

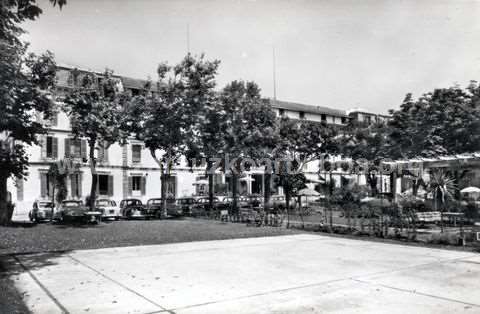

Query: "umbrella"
<box><xmin>297</xmin><ymin>188</ymin><xmax>321</xmax><ymax>196</ymax></box>
<box><xmin>192</xmin><ymin>179</ymin><xmax>208</xmax><ymax>185</ymax></box>
<box><xmin>461</xmin><ymin>186</ymin><xmax>480</xmax><ymax>193</ymax></box>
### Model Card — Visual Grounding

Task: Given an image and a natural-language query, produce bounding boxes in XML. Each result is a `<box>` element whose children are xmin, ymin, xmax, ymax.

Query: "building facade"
<box><xmin>8</xmin><ymin>65</ymin><xmax>384</xmax><ymax>214</ymax></box>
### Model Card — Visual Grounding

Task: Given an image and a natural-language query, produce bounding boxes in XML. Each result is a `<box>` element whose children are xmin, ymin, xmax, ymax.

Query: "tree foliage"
<box><xmin>0</xmin><ymin>0</ymin><xmax>64</xmax><ymax>224</ymax></box>
<box><xmin>388</xmin><ymin>83</ymin><xmax>480</xmax><ymax>158</ymax></box>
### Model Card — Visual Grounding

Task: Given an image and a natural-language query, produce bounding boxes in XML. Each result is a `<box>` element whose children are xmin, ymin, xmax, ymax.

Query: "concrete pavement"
<box><xmin>3</xmin><ymin>234</ymin><xmax>480</xmax><ymax>313</ymax></box>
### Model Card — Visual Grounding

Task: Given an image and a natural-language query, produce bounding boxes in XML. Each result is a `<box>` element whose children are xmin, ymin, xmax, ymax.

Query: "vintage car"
<box><xmin>190</xmin><ymin>197</ymin><xmax>220</xmax><ymax>216</ymax></box>
<box><xmin>29</xmin><ymin>200</ymin><xmax>54</xmax><ymax>223</ymax></box>
<box><xmin>146</xmin><ymin>198</ymin><xmax>165</xmax><ymax>218</ymax></box>
<box><xmin>166</xmin><ymin>197</ymin><xmax>198</xmax><ymax>217</ymax></box>
<box><xmin>176</xmin><ymin>197</ymin><xmax>197</xmax><ymax>216</ymax></box>
<box><xmin>54</xmin><ymin>200</ymin><xmax>102</xmax><ymax>224</ymax></box>
<box><xmin>96</xmin><ymin>199</ymin><xmax>121</xmax><ymax>220</ymax></box>
<box><xmin>120</xmin><ymin>198</ymin><xmax>150</xmax><ymax>219</ymax></box>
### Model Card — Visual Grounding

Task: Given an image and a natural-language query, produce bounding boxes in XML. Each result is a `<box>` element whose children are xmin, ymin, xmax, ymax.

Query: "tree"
<box><xmin>63</xmin><ymin>70</ymin><xmax>128</xmax><ymax>210</ymax></box>
<box><xmin>0</xmin><ymin>0</ymin><xmax>65</xmax><ymax>224</ymax></box>
<box><xmin>388</xmin><ymin>84</ymin><xmax>480</xmax><ymax>159</ymax></box>
<box><xmin>341</xmin><ymin>120</ymin><xmax>389</xmax><ymax>196</ymax></box>
<box><xmin>47</xmin><ymin>160</ymin><xmax>68</xmax><ymax>218</ymax></box>
<box><xmin>217</xmin><ymin>81</ymin><xmax>277</xmax><ymax>217</ymax></box>
<box><xmin>135</xmin><ymin>54</ymin><xmax>220</xmax><ymax>215</ymax></box>
<box><xmin>274</xmin><ymin>116</ymin><xmax>338</xmax><ymax>226</ymax></box>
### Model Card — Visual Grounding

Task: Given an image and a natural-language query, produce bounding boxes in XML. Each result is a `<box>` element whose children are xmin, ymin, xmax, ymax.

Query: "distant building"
<box><xmin>269</xmin><ymin>99</ymin><xmax>349</xmax><ymax>125</ymax></box>
<box><xmin>347</xmin><ymin>108</ymin><xmax>391</xmax><ymax>125</ymax></box>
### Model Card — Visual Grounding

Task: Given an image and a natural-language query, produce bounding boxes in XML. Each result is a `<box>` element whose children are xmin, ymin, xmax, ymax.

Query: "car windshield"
<box><xmin>126</xmin><ymin>200</ymin><xmax>141</xmax><ymax>206</ymax></box>
<box><xmin>148</xmin><ymin>199</ymin><xmax>162</xmax><ymax>205</ymax></box>
<box><xmin>38</xmin><ymin>202</ymin><xmax>53</xmax><ymax>208</ymax></box>
<box><xmin>63</xmin><ymin>201</ymin><xmax>81</xmax><ymax>207</ymax></box>
<box><xmin>96</xmin><ymin>200</ymin><xmax>111</xmax><ymax>207</ymax></box>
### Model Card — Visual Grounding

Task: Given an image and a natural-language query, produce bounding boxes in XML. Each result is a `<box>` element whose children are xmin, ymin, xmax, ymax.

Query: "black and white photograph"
<box><xmin>1</xmin><ymin>0</ymin><xmax>480</xmax><ymax>313</ymax></box>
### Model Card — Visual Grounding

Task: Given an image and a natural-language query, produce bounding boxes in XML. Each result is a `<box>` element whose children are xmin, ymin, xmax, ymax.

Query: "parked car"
<box><xmin>96</xmin><ymin>199</ymin><xmax>121</xmax><ymax>220</ymax></box>
<box><xmin>54</xmin><ymin>200</ymin><xmax>102</xmax><ymax>224</ymax></box>
<box><xmin>146</xmin><ymin>198</ymin><xmax>165</xmax><ymax>218</ymax></box>
<box><xmin>164</xmin><ymin>198</ymin><xmax>184</xmax><ymax>217</ymax></box>
<box><xmin>176</xmin><ymin>197</ymin><xmax>197</xmax><ymax>216</ymax></box>
<box><xmin>191</xmin><ymin>197</ymin><xmax>220</xmax><ymax>216</ymax></box>
<box><xmin>120</xmin><ymin>198</ymin><xmax>150</xmax><ymax>219</ymax></box>
<box><xmin>29</xmin><ymin>200</ymin><xmax>54</xmax><ymax>223</ymax></box>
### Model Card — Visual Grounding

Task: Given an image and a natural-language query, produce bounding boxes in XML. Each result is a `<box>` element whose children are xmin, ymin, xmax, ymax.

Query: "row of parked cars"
<box><xmin>28</xmin><ymin>195</ymin><xmax>293</xmax><ymax>224</ymax></box>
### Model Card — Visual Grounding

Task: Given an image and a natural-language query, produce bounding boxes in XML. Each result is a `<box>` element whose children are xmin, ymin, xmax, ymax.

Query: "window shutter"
<box><xmin>141</xmin><ymin>176</ymin><xmax>146</xmax><ymax>195</ymax></box>
<box><xmin>52</xmin><ymin>137</ymin><xmax>58</xmax><ymax>159</ymax></box>
<box><xmin>97</xmin><ymin>144</ymin><xmax>104</xmax><ymax>162</ymax></box>
<box><xmin>16</xmin><ymin>178</ymin><xmax>24</xmax><ymax>201</ymax></box>
<box><xmin>40</xmin><ymin>173</ymin><xmax>47</xmax><ymax>198</ymax></box>
<box><xmin>70</xmin><ymin>174</ymin><xmax>76</xmax><ymax>198</ymax></box>
<box><xmin>52</xmin><ymin>112</ymin><xmax>58</xmax><ymax>126</ymax></box>
<box><xmin>81</xmin><ymin>140</ymin><xmax>87</xmax><ymax>159</ymax></box>
<box><xmin>78</xmin><ymin>173</ymin><xmax>83</xmax><ymax>197</ymax></box>
<box><xmin>40</xmin><ymin>136</ymin><xmax>47</xmax><ymax>159</ymax></box>
<box><xmin>108</xmin><ymin>175</ymin><xmax>114</xmax><ymax>196</ymax></box>
<box><xmin>64</xmin><ymin>138</ymin><xmax>71</xmax><ymax>158</ymax></box>
<box><xmin>128</xmin><ymin>177</ymin><xmax>133</xmax><ymax>196</ymax></box>
<box><xmin>103</xmin><ymin>143</ymin><xmax>109</xmax><ymax>164</ymax></box>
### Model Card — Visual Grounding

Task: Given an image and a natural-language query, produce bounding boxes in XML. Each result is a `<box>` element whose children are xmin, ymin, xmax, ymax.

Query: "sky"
<box><xmin>22</xmin><ymin>0</ymin><xmax>480</xmax><ymax>114</ymax></box>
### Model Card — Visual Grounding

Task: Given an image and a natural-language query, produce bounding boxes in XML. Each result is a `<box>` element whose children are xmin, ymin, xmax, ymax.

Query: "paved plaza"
<box><xmin>3</xmin><ymin>234</ymin><xmax>480</xmax><ymax>313</ymax></box>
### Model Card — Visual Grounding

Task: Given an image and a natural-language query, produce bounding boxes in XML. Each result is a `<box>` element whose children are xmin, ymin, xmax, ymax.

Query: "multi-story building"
<box><xmin>7</xmin><ymin>65</ymin><xmax>383</xmax><ymax>214</ymax></box>
<box><xmin>347</xmin><ymin>108</ymin><xmax>391</xmax><ymax>125</ymax></box>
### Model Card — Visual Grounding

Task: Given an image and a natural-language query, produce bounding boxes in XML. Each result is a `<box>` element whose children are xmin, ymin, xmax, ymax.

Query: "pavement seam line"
<box><xmin>66</xmin><ymin>254</ymin><xmax>175</xmax><ymax>314</ymax></box>
<box><xmin>167</xmin><ymin>250</ymin><xmax>480</xmax><ymax>312</ymax></box>
<box><xmin>353</xmin><ymin>253</ymin><xmax>479</xmax><ymax>280</ymax></box>
<box><xmin>351</xmin><ymin>278</ymin><xmax>480</xmax><ymax>308</ymax></box>
<box><xmin>166</xmin><ymin>278</ymin><xmax>349</xmax><ymax>312</ymax></box>
<box><xmin>12</xmin><ymin>255</ymin><xmax>70</xmax><ymax>314</ymax></box>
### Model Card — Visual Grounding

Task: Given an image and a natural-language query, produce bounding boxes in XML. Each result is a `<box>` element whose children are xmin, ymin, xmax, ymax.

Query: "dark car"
<box><xmin>29</xmin><ymin>201</ymin><xmax>54</xmax><ymax>223</ymax></box>
<box><xmin>191</xmin><ymin>197</ymin><xmax>220</xmax><ymax>216</ymax></box>
<box><xmin>54</xmin><ymin>200</ymin><xmax>102</xmax><ymax>224</ymax></box>
<box><xmin>146</xmin><ymin>198</ymin><xmax>165</xmax><ymax>218</ymax></box>
<box><xmin>120</xmin><ymin>198</ymin><xmax>149</xmax><ymax>219</ymax></box>
<box><xmin>177</xmin><ymin>197</ymin><xmax>197</xmax><ymax>216</ymax></box>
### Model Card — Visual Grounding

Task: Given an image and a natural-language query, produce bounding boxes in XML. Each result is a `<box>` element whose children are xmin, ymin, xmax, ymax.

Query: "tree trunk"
<box><xmin>264</xmin><ymin>170</ymin><xmax>271</xmax><ymax>211</ymax></box>
<box><xmin>207</xmin><ymin>160</ymin><xmax>214</xmax><ymax>213</ymax></box>
<box><xmin>0</xmin><ymin>172</ymin><xmax>10</xmax><ymax>225</ymax></box>
<box><xmin>89</xmin><ymin>140</ymin><xmax>97</xmax><ymax>211</ymax></box>
<box><xmin>285</xmin><ymin>186</ymin><xmax>290</xmax><ymax>228</ymax></box>
<box><xmin>232</xmin><ymin>172</ymin><xmax>238</xmax><ymax>219</ymax></box>
<box><xmin>161</xmin><ymin>166</ymin><xmax>167</xmax><ymax>217</ymax></box>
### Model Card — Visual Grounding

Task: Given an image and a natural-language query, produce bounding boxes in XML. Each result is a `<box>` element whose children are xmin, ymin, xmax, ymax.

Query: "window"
<box><xmin>98</xmin><ymin>175</ymin><xmax>109</xmax><ymax>195</ymax></box>
<box><xmin>65</xmin><ymin>139</ymin><xmax>86</xmax><ymax>159</ymax></box>
<box><xmin>299</xmin><ymin>111</ymin><xmax>305</xmax><ymax>119</ymax></box>
<box><xmin>365</xmin><ymin>115</ymin><xmax>372</xmax><ymax>124</ymax></box>
<box><xmin>278</xmin><ymin>109</ymin><xmax>285</xmax><ymax>116</ymax></box>
<box><xmin>45</xmin><ymin>136</ymin><xmax>58</xmax><ymax>158</ymax></box>
<box><xmin>132</xmin><ymin>144</ymin><xmax>142</xmax><ymax>163</ymax></box>
<box><xmin>132</xmin><ymin>176</ymin><xmax>141</xmax><ymax>191</ymax></box>
<box><xmin>341</xmin><ymin>117</ymin><xmax>347</xmax><ymax>124</ymax></box>
<box><xmin>321</xmin><ymin>114</ymin><xmax>327</xmax><ymax>121</ymax></box>
<box><xmin>70</xmin><ymin>173</ymin><xmax>82</xmax><ymax>198</ymax></box>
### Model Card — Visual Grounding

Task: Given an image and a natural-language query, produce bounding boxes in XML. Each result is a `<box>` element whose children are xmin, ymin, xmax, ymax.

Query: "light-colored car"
<box><xmin>96</xmin><ymin>199</ymin><xmax>121</xmax><ymax>220</ymax></box>
<box><xmin>29</xmin><ymin>201</ymin><xmax>54</xmax><ymax>223</ymax></box>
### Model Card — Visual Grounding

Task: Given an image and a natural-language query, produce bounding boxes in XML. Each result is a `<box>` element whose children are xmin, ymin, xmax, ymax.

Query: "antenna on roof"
<box><xmin>187</xmin><ymin>23</ymin><xmax>190</xmax><ymax>55</ymax></box>
<box><xmin>272</xmin><ymin>46</ymin><xmax>277</xmax><ymax>100</ymax></box>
